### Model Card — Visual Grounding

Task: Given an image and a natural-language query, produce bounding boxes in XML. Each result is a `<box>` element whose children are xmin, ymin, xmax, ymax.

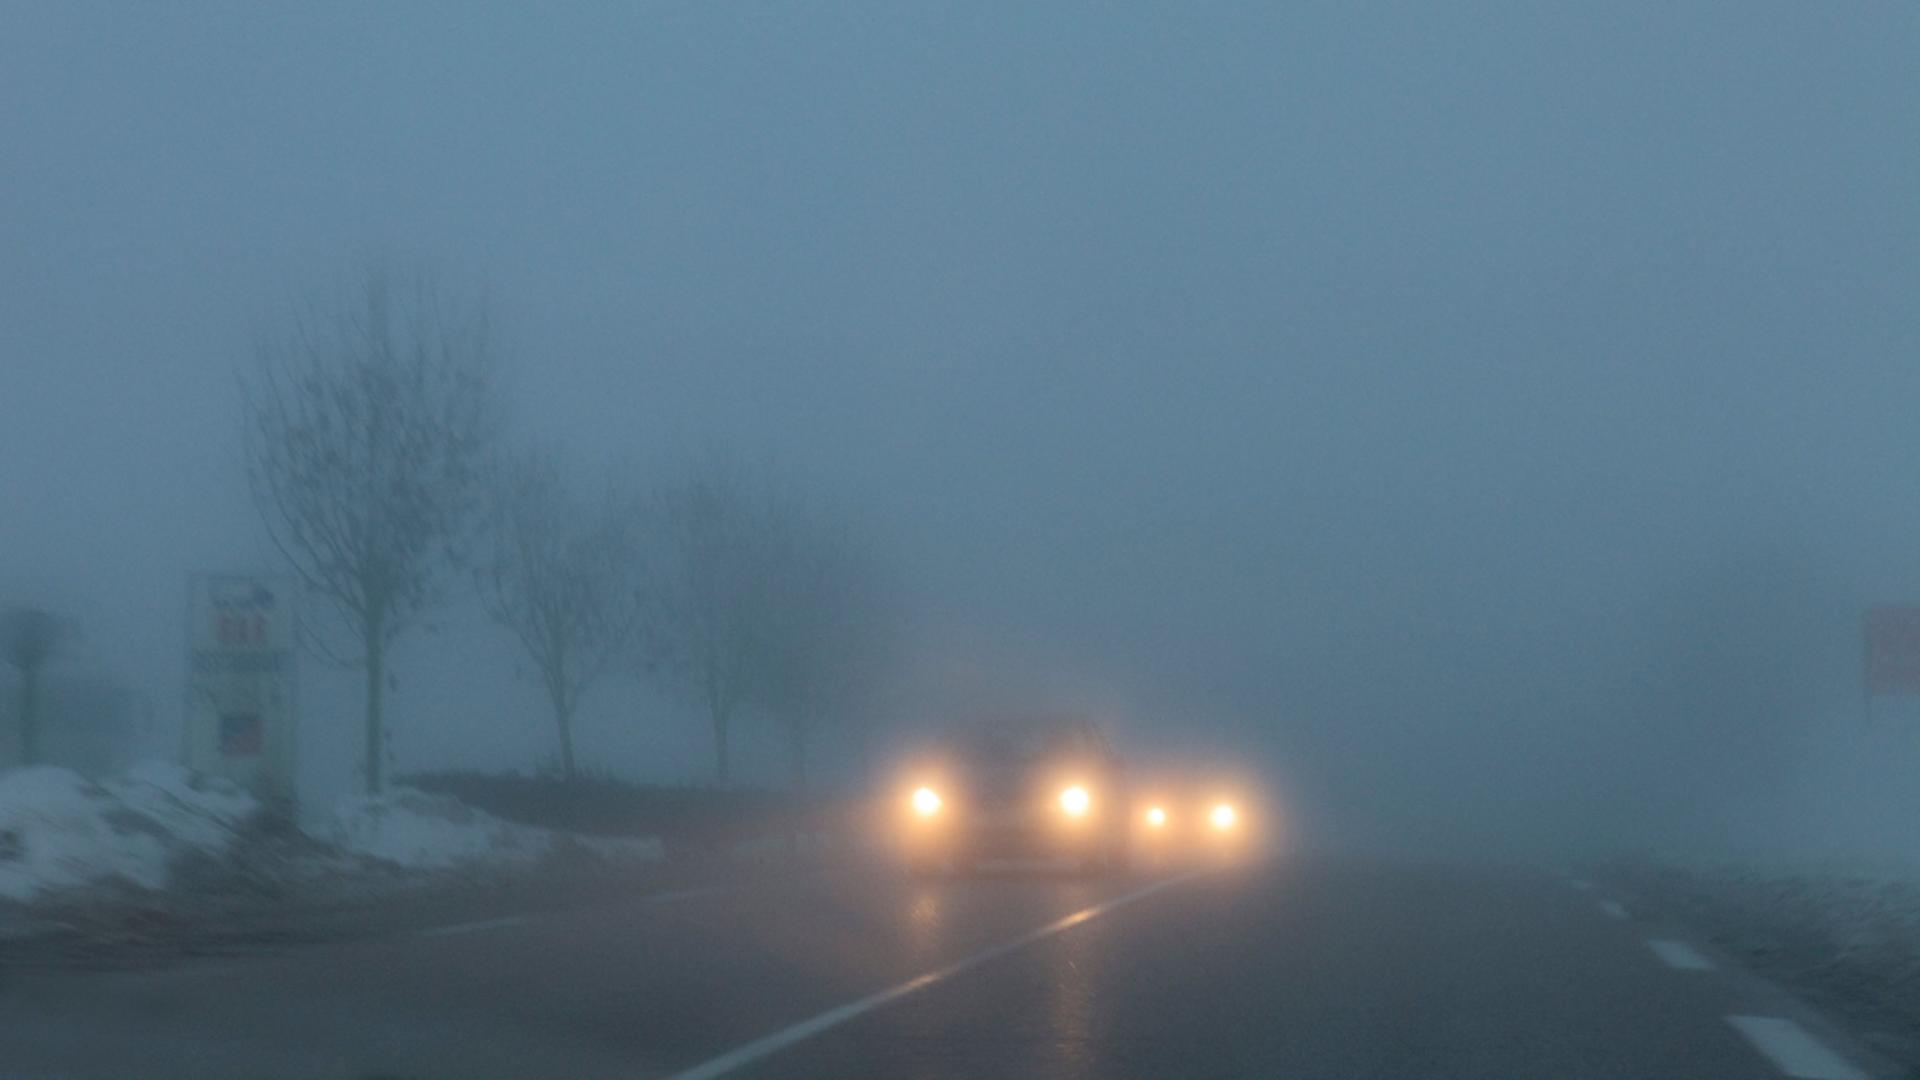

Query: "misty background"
<box><xmin>3</xmin><ymin>2</ymin><xmax>1916</xmax><ymax>859</ymax></box>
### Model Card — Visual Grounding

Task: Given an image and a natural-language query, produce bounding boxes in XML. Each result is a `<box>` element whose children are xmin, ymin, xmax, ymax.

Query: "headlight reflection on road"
<box><xmin>909</xmin><ymin>891</ymin><xmax>942</xmax><ymax>933</ymax></box>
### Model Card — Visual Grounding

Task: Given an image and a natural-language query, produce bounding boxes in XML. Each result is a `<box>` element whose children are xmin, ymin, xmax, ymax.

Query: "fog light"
<box><xmin>1210</xmin><ymin>803</ymin><xmax>1237</xmax><ymax>830</ymax></box>
<box><xmin>912</xmin><ymin>787</ymin><xmax>942</xmax><ymax>817</ymax></box>
<box><xmin>1059</xmin><ymin>785</ymin><xmax>1090</xmax><ymax>817</ymax></box>
<box><xmin>1145</xmin><ymin>806</ymin><xmax>1167</xmax><ymax>828</ymax></box>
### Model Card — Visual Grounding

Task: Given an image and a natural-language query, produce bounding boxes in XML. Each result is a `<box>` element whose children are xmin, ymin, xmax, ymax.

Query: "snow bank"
<box><xmin>329</xmin><ymin>787</ymin><xmax>550</xmax><ymax>870</ymax></box>
<box><xmin>1627</xmin><ymin>858</ymin><xmax>1920</xmax><ymax>1065</ymax></box>
<box><xmin>0</xmin><ymin>765</ymin><xmax>663</xmax><ymax>907</ymax></box>
<box><xmin>0</xmin><ymin>763</ymin><xmax>258</xmax><ymax>902</ymax></box>
<box><xmin>330</xmin><ymin>787</ymin><xmax>662</xmax><ymax>871</ymax></box>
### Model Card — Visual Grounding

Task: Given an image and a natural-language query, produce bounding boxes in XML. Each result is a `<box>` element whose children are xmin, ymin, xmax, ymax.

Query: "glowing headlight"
<box><xmin>1210</xmin><ymin>803</ymin><xmax>1237</xmax><ymax>830</ymax></box>
<box><xmin>1145</xmin><ymin>806</ymin><xmax>1168</xmax><ymax>828</ymax></box>
<box><xmin>911</xmin><ymin>787</ymin><xmax>942</xmax><ymax>817</ymax></box>
<box><xmin>1059</xmin><ymin>785</ymin><xmax>1091</xmax><ymax>817</ymax></box>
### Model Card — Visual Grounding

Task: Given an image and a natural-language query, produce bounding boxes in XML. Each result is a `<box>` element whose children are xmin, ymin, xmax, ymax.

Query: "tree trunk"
<box><xmin>555</xmin><ymin>702</ymin><xmax>577</xmax><ymax>781</ymax></box>
<box><xmin>364</xmin><ymin>620</ymin><xmax>386</xmax><ymax>794</ymax></box>
<box><xmin>18</xmin><ymin>663</ymin><xmax>40</xmax><ymax>766</ymax></box>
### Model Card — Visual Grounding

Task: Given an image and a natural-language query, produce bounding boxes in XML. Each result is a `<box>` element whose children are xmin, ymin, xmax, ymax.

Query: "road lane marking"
<box><xmin>417</xmin><ymin>916</ymin><xmax>531</xmax><ymax>938</ymax></box>
<box><xmin>1598</xmin><ymin>899</ymin><xmax>1628</xmax><ymax>920</ymax></box>
<box><xmin>1726</xmin><ymin>1016</ymin><xmax>1867</xmax><ymax>1080</ymax></box>
<box><xmin>664</xmin><ymin>870</ymin><xmax>1211</xmax><ymax>1080</ymax></box>
<box><xmin>1646</xmin><ymin>938</ymin><xmax>1713</xmax><ymax>971</ymax></box>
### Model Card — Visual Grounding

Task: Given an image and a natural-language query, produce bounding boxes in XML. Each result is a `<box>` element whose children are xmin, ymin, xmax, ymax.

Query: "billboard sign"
<box><xmin>185</xmin><ymin>574</ymin><xmax>297</xmax><ymax>801</ymax></box>
<box><xmin>1864</xmin><ymin>606</ymin><xmax>1920</xmax><ymax>697</ymax></box>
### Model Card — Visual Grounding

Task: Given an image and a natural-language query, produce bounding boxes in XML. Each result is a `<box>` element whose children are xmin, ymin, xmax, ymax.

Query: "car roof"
<box><xmin>946</xmin><ymin>715</ymin><xmax>1111</xmax><ymax>760</ymax></box>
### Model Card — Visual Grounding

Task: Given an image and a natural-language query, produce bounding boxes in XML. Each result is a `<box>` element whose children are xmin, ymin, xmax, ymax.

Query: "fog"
<box><xmin>3</xmin><ymin>3</ymin><xmax>1917</xmax><ymax>861</ymax></box>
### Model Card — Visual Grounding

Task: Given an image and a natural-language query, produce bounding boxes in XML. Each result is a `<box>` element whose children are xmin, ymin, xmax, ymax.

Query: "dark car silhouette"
<box><xmin>896</xmin><ymin>715</ymin><xmax>1128</xmax><ymax>876</ymax></box>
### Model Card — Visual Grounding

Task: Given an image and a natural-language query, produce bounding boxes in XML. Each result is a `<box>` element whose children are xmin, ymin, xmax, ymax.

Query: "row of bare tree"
<box><xmin>243</xmin><ymin>269</ymin><xmax>888</xmax><ymax>792</ymax></box>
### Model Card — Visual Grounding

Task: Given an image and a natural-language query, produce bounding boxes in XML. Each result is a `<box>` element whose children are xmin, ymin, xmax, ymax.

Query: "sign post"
<box><xmin>185</xmin><ymin>574</ymin><xmax>298</xmax><ymax>806</ymax></box>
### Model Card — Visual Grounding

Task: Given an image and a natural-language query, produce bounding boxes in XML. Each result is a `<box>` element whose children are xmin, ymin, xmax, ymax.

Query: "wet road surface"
<box><xmin>0</xmin><ymin>853</ymin><xmax>1889</xmax><ymax>1078</ymax></box>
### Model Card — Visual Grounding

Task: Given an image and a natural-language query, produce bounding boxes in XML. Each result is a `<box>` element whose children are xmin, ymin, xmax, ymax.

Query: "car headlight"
<box><xmin>1209</xmin><ymin>803</ymin><xmax>1237</xmax><ymax>830</ymax></box>
<box><xmin>911</xmin><ymin>786</ymin><xmax>942</xmax><ymax>817</ymax></box>
<box><xmin>1144</xmin><ymin>806</ymin><xmax>1168</xmax><ymax>828</ymax></box>
<box><xmin>1059</xmin><ymin>785</ymin><xmax>1091</xmax><ymax>817</ymax></box>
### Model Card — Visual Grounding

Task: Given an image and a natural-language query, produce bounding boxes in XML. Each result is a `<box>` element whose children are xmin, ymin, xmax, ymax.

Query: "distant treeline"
<box><xmin>241</xmin><ymin>267</ymin><xmax>895</xmax><ymax>794</ymax></box>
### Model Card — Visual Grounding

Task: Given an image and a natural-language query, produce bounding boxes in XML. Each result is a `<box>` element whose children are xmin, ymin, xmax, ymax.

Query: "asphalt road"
<box><xmin>0</xmin><ymin>853</ymin><xmax>1892</xmax><ymax>1079</ymax></box>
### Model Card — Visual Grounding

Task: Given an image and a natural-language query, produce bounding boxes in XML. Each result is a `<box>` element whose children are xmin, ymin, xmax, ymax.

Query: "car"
<box><xmin>894</xmin><ymin>715</ymin><xmax>1129</xmax><ymax>876</ymax></box>
<box><xmin>1130</xmin><ymin>781</ymin><xmax>1255</xmax><ymax>863</ymax></box>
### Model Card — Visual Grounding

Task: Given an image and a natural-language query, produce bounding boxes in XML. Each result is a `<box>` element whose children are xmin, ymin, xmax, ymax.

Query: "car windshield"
<box><xmin>960</xmin><ymin>721</ymin><xmax>1080</xmax><ymax>764</ymax></box>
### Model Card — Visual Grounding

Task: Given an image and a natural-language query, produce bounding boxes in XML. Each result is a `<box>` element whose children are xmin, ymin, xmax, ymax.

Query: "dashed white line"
<box><xmin>663</xmin><ymin>870</ymin><xmax>1210</xmax><ymax>1080</ymax></box>
<box><xmin>417</xmin><ymin>915</ymin><xmax>531</xmax><ymax>938</ymax></box>
<box><xmin>1597</xmin><ymin>899</ymin><xmax>1628</xmax><ymax>920</ymax></box>
<box><xmin>1726</xmin><ymin>1015</ymin><xmax>1867</xmax><ymax>1080</ymax></box>
<box><xmin>1645</xmin><ymin>938</ymin><xmax>1713</xmax><ymax>971</ymax></box>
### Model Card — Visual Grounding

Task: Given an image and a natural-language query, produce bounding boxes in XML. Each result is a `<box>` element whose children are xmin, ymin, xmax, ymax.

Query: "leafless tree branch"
<box><xmin>241</xmin><ymin>265</ymin><xmax>496</xmax><ymax>792</ymax></box>
<box><xmin>475</xmin><ymin>449</ymin><xmax>646</xmax><ymax>780</ymax></box>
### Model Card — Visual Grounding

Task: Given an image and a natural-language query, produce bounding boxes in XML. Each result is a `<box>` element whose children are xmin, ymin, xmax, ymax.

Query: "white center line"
<box><xmin>664</xmin><ymin>870</ymin><xmax>1211</xmax><ymax>1080</ymax></box>
<box><xmin>1597</xmin><ymin>899</ymin><xmax>1628</xmax><ymax>920</ymax></box>
<box><xmin>1645</xmin><ymin>938</ymin><xmax>1713</xmax><ymax>971</ymax></box>
<box><xmin>1726</xmin><ymin>1015</ymin><xmax>1867</xmax><ymax>1080</ymax></box>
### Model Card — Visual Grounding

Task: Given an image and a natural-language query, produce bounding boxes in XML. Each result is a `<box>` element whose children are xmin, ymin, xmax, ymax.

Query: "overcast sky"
<box><xmin>3</xmin><ymin>3</ymin><xmax>1917</xmax><ymax>854</ymax></box>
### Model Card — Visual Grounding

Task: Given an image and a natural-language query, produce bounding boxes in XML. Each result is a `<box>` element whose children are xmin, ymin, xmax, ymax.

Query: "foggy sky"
<box><xmin>4</xmin><ymin>3</ymin><xmax>1917</xmax><ymax>856</ymax></box>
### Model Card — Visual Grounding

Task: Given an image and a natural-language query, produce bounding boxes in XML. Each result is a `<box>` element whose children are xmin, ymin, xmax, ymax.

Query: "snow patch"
<box><xmin>0</xmin><ymin>765</ymin><xmax>664</xmax><ymax>909</ymax></box>
<box><xmin>1626</xmin><ymin>857</ymin><xmax>1920</xmax><ymax>1065</ymax></box>
<box><xmin>0</xmin><ymin>763</ymin><xmax>258</xmax><ymax>902</ymax></box>
<box><xmin>330</xmin><ymin>787</ymin><xmax>662</xmax><ymax>870</ymax></box>
<box><xmin>329</xmin><ymin>787</ymin><xmax>550</xmax><ymax>870</ymax></box>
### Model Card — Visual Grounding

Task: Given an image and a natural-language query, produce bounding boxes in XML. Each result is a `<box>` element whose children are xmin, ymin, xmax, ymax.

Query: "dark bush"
<box><xmin>397</xmin><ymin>771</ymin><xmax>852</xmax><ymax>852</ymax></box>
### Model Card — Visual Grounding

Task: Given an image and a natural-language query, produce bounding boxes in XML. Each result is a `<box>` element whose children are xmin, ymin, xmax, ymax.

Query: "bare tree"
<box><xmin>648</xmin><ymin>458</ymin><xmax>779</xmax><ymax>787</ymax></box>
<box><xmin>1</xmin><ymin>607</ymin><xmax>66</xmax><ymax>765</ymax></box>
<box><xmin>476</xmin><ymin>451</ymin><xmax>645</xmax><ymax>780</ymax></box>
<box><xmin>242</xmin><ymin>268</ymin><xmax>495</xmax><ymax>793</ymax></box>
